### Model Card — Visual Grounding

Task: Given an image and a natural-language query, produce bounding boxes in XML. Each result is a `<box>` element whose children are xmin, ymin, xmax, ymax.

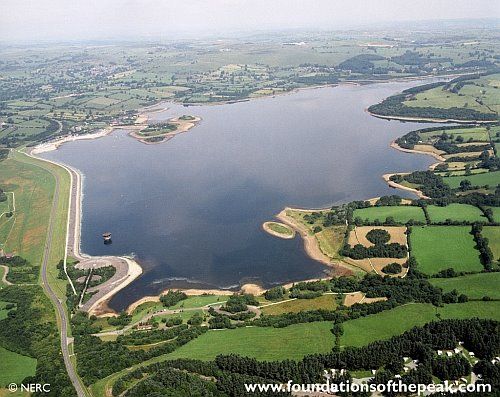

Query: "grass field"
<box><xmin>261</xmin><ymin>294</ymin><xmax>337</xmax><ymax>315</ymax></box>
<box><xmin>410</xmin><ymin>226</ymin><xmax>483</xmax><ymax>274</ymax></box>
<box><xmin>341</xmin><ymin>301</ymin><xmax>500</xmax><ymax>347</ymax></box>
<box><xmin>419</xmin><ymin>127</ymin><xmax>491</xmax><ymax>142</ymax></box>
<box><xmin>442</xmin><ymin>170</ymin><xmax>500</xmax><ymax>189</ymax></box>
<box><xmin>482</xmin><ymin>226</ymin><xmax>500</xmax><ymax>261</ymax></box>
<box><xmin>164</xmin><ymin>321</ymin><xmax>335</xmax><ymax>361</ymax></box>
<box><xmin>0</xmin><ymin>346</ymin><xmax>37</xmax><ymax>387</ymax></box>
<box><xmin>430</xmin><ymin>272</ymin><xmax>500</xmax><ymax>300</ymax></box>
<box><xmin>426</xmin><ymin>204</ymin><xmax>487</xmax><ymax>223</ymax></box>
<box><xmin>0</xmin><ymin>153</ymin><xmax>55</xmax><ymax>266</ymax></box>
<box><xmin>353</xmin><ymin>206</ymin><xmax>426</xmax><ymax>224</ymax></box>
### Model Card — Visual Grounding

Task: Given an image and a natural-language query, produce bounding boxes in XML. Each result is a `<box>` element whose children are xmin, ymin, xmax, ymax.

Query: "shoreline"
<box><xmin>367</xmin><ymin>110</ymin><xmax>498</xmax><ymax>124</ymax></box>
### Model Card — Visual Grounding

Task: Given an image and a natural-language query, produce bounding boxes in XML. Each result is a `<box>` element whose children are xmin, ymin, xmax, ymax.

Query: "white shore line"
<box><xmin>367</xmin><ymin>111</ymin><xmax>498</xmax><ymax>124</ymax></box>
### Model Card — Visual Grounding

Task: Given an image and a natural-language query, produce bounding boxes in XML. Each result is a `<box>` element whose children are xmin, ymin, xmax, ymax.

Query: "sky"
<box><xmin>1</xmin><ymin>0</ymin><xmax>499</xmax><ymax>42</ymax></box>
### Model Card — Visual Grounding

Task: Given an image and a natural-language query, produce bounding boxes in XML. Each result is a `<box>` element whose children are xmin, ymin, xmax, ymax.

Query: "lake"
<box><xmin>41</xmin><ymin>81</ymin><xmax>438</xmax><ymax>311</ymax></box>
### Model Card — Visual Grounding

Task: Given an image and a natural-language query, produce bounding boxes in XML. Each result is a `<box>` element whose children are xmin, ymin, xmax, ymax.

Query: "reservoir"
<box><xmin>42</xmin><ymin>81</ymin><xmax>438</xmax><ymax>311</ymax></box>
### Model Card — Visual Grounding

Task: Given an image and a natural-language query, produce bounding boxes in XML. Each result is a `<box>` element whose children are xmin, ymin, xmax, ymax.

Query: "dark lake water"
<box><xmin>42</xmin><ymin>81</ymin><xmax>439</xmax><ymax>311</ymax></box>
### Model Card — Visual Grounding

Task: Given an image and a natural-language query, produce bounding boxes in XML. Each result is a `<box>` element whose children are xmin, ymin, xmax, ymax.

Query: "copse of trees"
<box><xmin>471</xmin><ymin>223</ymin><xmax>494</xmax><ymax>270</ymax></box>
<box><xmin>381</xmin><ymin>262</ymin><xmax>403</xmax><ymax>274</ymax></box>
<box><xmin>159</xmin><ymin>290</ymin><xmax>187</xmax><ymax>307</ymax></box>
<box><xmin>340</xmin><ymin>242</ymin><xmax>408</xmax><ymax>259</ymax></box>
<box><xmin>391</xmin><ymin>171</ymin><xmax>452</xmax><ymax>198</ymax></box>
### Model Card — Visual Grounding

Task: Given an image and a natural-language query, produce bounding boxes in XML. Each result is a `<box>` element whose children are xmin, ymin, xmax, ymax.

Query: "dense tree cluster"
<box><xmin>160</xmin><ymin>290</ymin><xmax>188</xmax><ymax>307</ymax></box>
<box><xmin>381</xmin><ymin>262</ymin><xmax>403</xmax><ymax>274</ymax></box>
<box><xmin>392</xmin><ymin>171</ymin><xmax>452</xmax><ymax>198</ymax></box>
<box><xmin>471</xmin><ymin>223</ymin><xmax>494</xmax><ymax>270</ymax></box>
<box><xmin>340</xmin><ymin>242</ymin><xmax>408</xmax><ymax>259</ymax></box>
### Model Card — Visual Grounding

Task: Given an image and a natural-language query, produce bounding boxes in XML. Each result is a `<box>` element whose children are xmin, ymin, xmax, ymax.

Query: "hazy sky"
<box><xmin>1</xmin><ymin>0</ymin><xmax>499</xmax><ymax>41</ymax></box>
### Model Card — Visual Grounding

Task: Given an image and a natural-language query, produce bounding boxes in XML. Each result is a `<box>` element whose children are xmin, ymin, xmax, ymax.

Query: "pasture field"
<box><xmin>0</xmin><ymin>346</ymin><xmax>37</xmax><ymax>387</ymax></box>
<box><xmin>442</xmin><ymin>170</ymin><xmax>500</xmax><ymax>189</ymax></box>
<box><xmin>0</xmin><ymin>153</ymin><xmax>54</xmax><ymax>266</ymax></box>
<box><xmin>419</xmin><ymin>126</ymin><xmax>491</xmax><ymax>142</ymax></box>
<box><xmin>163</xmin><ymin>321</ymin><xmax>335</xmax><ymax>361</ymax></box>
<box><xmin>353</xmin><ymin>206</ymin><xmax>426</xmax><ymax>224</ymax></box>
<box><xmin>482</xmin><ymin>226</ymin><xmax>500</xmax><ymax>261</ymax></box>
<box><xmin>403</xmin><ymin>74</ymin><xmax>500</xmax><ymax>115</ymax></box>
<box><xmin>430</xmin><ymin>272</ymin><xmax>500</xmax><ymax>299</ymax></box>
<box><xmin>261</xmin><ymin>294</ymin><xmax>337</xmax><ymax>315</ymax></box>
<box><xmin>341</xmin><ymin>301</ymin><xmax>500</xmax><ymax>347</ymax></box>
<box><xmin>410</xmin><ymin>226</ymin><xmax>483</xmax><ymax>274</ymax></box>
<box><xmin>169</xmin><ymin>295</ymin><xmax>228</xmax><ymax>309</ymax></box>
<box><xmin>426</xmin><ymin>204</ymin><xmax>487</xmax><ymax>223</ymax></box>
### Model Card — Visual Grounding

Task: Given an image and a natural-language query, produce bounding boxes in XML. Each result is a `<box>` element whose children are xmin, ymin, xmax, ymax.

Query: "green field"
<box><xmin>430</xmin><ymin>272</ymin><xmax>500</xmax><ymax>300</ymax></box>
<box><xmin>353</xmin><ymin>206</ymin><xmax>426</xmax><ymax>224</ymax></box>
<box><xmin>410</xmin><ymin>226</ymin><xmax>483</xmax><ymax>274</ymax></box>
<box><xmin>482</xmin><ymin>226</ymin><xmax>500</xmax><ymax>261</ymax></box>
<box><xmin>261</xmin><ymin>294</ymin><xmax>337</xmax><ymax>315</ymax></box>
<box><xmin>426</xmin><ymin>204</ymin><xmax>487</xmax><ymax>223</ymax></box>
<box><xmin>0</xmin><ymin>346</ymin><xmax>37</xmax><ymax>387</ymax></box>
<box><xmin>341</xmin><ymin>301</ymin><xmax>500</xmax><ymax>347</ymax></box>
<box><xmin>442</xmin><ymin>170</ymin><xmax>500</xmax><ymax>189</ymax></box>
<box><xmin>420</xmin><ymin>127</ymin><xmax>491</xmax><ymax>142</ymax></box>
<box><xmin>163</xmin><ymin>321</ymin><xmax>335</xmax><ymax>361</ymax></box>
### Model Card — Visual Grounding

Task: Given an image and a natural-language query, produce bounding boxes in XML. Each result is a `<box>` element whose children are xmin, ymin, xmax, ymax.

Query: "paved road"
<box><xmin>36</xmin><ymin>153</ymin><xmax>87</xmax><ymax>397</ymax></box>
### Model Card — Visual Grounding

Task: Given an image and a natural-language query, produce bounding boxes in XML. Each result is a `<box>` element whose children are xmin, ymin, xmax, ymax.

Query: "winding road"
<box><xmin>35</xmin><ymin>151</ymin><xmax>87</xmax><ymax>397</ymax></box>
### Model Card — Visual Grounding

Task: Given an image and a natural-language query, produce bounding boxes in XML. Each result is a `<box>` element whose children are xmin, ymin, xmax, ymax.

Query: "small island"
<box><xmin>130</xmin><ymin>115</ymin><xmax>201</xmax><ymax>144</ymax></box>
<box><xmin>262</xmin><ymin>221</ymin><xmax>295</xmax><ymax>239</ymax></box>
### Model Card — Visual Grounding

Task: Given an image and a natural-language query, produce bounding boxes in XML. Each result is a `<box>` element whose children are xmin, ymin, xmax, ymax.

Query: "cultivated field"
<box><xmin>426</xmin><ymin>204</ymin><xmax>487</xmax><ymax>223</ymax></box>
<box><xmin>410</xmin><ymin>226</ymin><xmax>483</xmax><ymax>274</ymax></box>
<box><xmin>353</xmin><ymin>206</ymin><xmax>426</xmax><ymax>224</ymax></box>
<box><xmin>348</xmin><ymin>226</ymin><xmax>407</xmax><ymax>247</ymax></box>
